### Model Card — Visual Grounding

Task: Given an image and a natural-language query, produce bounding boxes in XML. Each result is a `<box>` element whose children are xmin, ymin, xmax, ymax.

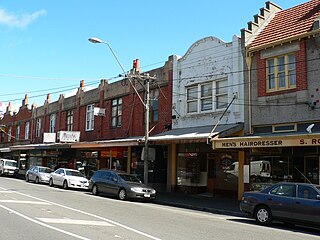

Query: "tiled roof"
<box><xmin>250</xmin><ymin>0</ymin><xmax>320</xmax><ymax>49</ymax></box>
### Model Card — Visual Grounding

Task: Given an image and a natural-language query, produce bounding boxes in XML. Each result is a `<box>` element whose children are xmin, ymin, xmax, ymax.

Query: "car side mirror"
<box><xmin>60</xmin><ymin>173</ymin><xmax>65</xmax><ymax>176</ymax></box>
<box><xmin>316</xmin><ymin>195</ymin><xmax>320</xmax><ymax>200</ymax></box>
<box><xmin>112</xmin><ymin>177</ymin><xmax>117</xmax><ymax>182</ymax></box>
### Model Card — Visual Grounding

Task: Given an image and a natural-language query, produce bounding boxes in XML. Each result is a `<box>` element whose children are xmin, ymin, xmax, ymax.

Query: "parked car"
<box><xmin>0</xmin><ymin>158</ymin><xmax>18</xmax><ymax>176</ymax></box>
<box><xmin>49</xmin><ymin>168</ymin><xmax>89</xmax><ymax>190</ymax></box>
<box><xmin>89</xmin><ymin>170</ymin><xmax>156</xmax><ymax>201</ymax></box>
<box><xmin>25</xmin><ymin>166</ymin><xmax>53</xmax><ymax>184</ymax></box>
<box><xmin>240</xmin><ymin>182</ymin><xmax>320</xmax><ymax>228</ymax></box>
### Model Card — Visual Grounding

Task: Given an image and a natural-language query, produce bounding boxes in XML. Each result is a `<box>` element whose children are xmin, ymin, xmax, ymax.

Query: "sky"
<box><xmin>0</xmin><ymin>0</ymin><xmax>308</xmax><ymax>114</ymax></box>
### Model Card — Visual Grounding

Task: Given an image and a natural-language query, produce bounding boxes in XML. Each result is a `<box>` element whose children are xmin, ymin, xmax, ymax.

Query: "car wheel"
<box><xmin>49</xmin><ymin>178</ymin><xmax>54</xmax><ymax>187</ymax></box>
<box><xmin>118</xmin><ymin>189</ymin><xmax>126</xmax><ymax>200</ymax></box>
<box><xmin>255</xmin><ymin>205</ymin><xmax>272</xmax><ymax>225</ymax></box>
<box><xmin>35</xmin><ymin>177</ymin><xmax>39</xmax><ymax>184</ymax></box>
<box><xmin>25</xmin><ymin>175</ymin><xmax>29</xmax><ymax>182</ymax></box>
<box><xmin>63</xmin><ymin>180</ymin><xmax>68</xmax><ymax>189</ymax></box>
<box><xmin>92</xmin><ymin>185</ymin><xmax>99</xmax><ymax>196</ymax></box>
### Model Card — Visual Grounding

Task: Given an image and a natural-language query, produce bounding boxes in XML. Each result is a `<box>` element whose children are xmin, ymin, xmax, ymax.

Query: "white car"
<box><xmin>0</xmin><ymin>158</ymin><xmax>18</xmax><ymax>176</ymax></box>
<box><xmin>49</xmin><ymin>168</ymin><xmax>89</xmax><ymax>190</ymax></box>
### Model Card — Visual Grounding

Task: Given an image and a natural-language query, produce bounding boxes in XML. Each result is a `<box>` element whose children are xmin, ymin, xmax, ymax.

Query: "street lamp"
<box><xmin>88</xmin><ymin>37</ymin><xmax>151</xmax><ymax>185</ymax></box>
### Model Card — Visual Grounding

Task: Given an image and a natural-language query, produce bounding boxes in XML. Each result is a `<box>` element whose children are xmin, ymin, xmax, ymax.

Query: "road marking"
<box><xmin>0</xmin><ymin>200</ymin><xmax>50</xmax><ymax>205</ymax></box>
<box><xmin>0</xmin><ymin>204</ymin><xmax>90</xmax><ymax>240</ymax></box>
<box><xmin>38</xmin><ymin>218</ymin><xmax>114</xmax><ymax>226</ymax></box>
<box><xmin>0</xmin><ymin>191</ymin><xmax>15</xmax><ymax>193</ymax></box>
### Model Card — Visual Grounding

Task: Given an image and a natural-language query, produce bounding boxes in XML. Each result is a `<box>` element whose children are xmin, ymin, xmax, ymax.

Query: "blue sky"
<box><xmin>0</xmin><ymin>0</ymin><xmax>307</xmax><ymax>113</ymax></box>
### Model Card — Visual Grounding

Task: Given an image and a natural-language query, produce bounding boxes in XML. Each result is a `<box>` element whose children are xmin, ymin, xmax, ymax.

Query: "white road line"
<box><xmin>0</xmin><ymin>190</ymin><xmax>15</xmax><ymax>193</ymax></box>
<box><xmin>0</xmin><ymin>204</ymin><xmax>90</xmax><ymax>240</ymax></box>
<box><xmin>0</xmin><ymin>186</ymin><xmax>162</xmax><ymax>240</ymax></box>
<box><xmin>0</xmin><ymin>200</ymin><xmax>51</xmax><ymax>205</ymax></box>
<box><xmin>38</xmin><ymin>218</ymin><xmax>114</xmax><ymax>226</ymax></box>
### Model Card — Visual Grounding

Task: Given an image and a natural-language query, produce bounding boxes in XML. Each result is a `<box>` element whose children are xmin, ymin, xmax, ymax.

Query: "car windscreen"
<box><xmin>119</xmin><ymin>174</ymin><xmax>141</xmax><ymax>183</ymax></box>
<box><xmin>5</xmin><ymin>161</ymin><xmax>17</xmax><ymax>167</ymax></box>
<box><xmin>39</xmin><ymin>167</ymin><xmax>52</xmax><ymax>173</ymax></box>
<box><xmin>65</xmin><ymin>170</ymin><xmax>85</xmax><ymax>177</ymax></box>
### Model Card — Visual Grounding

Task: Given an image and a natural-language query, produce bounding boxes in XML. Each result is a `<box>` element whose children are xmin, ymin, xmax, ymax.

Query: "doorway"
<box><xmin>304</xmin><ymin>156</ymin><xmax>320</xmax><ymax>184</ymax></box>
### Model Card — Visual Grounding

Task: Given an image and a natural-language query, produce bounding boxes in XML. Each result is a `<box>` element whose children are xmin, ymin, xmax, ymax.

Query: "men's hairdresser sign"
<box><xmin>212</xmin><ymin>134</ymin><xmax>320</xmax><ymax>149</ymax></box>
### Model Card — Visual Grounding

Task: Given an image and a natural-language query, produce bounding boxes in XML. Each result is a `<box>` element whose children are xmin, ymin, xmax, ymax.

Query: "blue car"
<box><xmin>240</xmin><ymin>182</ymin><xmax>320</xmax><ymax>228</ymax></box>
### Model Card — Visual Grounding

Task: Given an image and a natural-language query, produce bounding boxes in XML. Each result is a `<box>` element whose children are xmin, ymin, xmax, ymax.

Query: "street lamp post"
<box><xmin>88</xmin><ymin>37</ymin><xmax>152</xmax><ymax>185</ymax></box>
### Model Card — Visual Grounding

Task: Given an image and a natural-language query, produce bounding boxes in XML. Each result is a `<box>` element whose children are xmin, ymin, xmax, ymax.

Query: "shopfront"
<box><xmin>212</xmin><ymin>133</ymin><xmax>320</xmax><ymax>192</ymax></box>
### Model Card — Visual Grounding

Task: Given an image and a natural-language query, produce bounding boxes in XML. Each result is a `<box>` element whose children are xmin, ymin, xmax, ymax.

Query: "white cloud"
<box><xmin>0</xmin><ymin>8</ymin><xmax>46</xmax><ymax>28</ymax></box>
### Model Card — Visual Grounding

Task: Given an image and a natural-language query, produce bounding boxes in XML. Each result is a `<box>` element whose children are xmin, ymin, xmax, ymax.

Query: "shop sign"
<box><xmin>213</xmin><ymin>135</ymin><xmax>320</xmax><ymax>149</ymax></box>
<box><xmin>58</xmin><ymin>131</ymin><xmax>80</xmax><ymax>143</ymax></box>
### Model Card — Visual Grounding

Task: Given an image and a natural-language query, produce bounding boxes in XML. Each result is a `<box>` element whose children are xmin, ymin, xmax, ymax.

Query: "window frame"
<box><xmin>266</xmin><ymin>53</ymin><xmax>296</xmax><ymax>92</ymax></box>
<box><xmin>67</xmin><ymin>110</ymin><xmax>73</xmax><ymax>131</ymax></box>
<box><xmin>16</xmin><ymin>125</ymin><xmax>20</xmax><ymax>140</ymax></box>
<box><xmin>111</xmin><ymin>98</ymin><xmax>122</xmax><ymax>128</ymax></box>
<box><xmin>86</xmin><ymin>104</ymin><xmax>94</xmax><ymax>131</ymax></box>
<box><xmin>49</xmin><ymin>114</ymin><xmax>56</xmax><ymax>133</ymax></box>
<box><xmin>36</xmin><ymin>118</ymin><xmax>41</xmax><ymax>138</ymax></box>
<box><xmin>25</xmin><ymin>121</ymin><xmax>30</xmax><ymax>140</ymax></box>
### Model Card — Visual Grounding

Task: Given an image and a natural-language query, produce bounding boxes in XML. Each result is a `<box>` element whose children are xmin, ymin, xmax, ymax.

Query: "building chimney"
<box><xmin>132</xmin><ymin>59</ymin><xmax>141</xmax><ymax>74</ymax></box>
<box><xmin>22</xmin><ymin>94</ymin><xmax>29</xmax><ymax>106</ymax></box>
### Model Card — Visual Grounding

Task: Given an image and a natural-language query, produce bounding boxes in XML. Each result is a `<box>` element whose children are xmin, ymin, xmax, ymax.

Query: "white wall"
<box><xmin>172</xmin><ymin>35</ymin><xmax>244</xmax><ymax>129</ymax></box>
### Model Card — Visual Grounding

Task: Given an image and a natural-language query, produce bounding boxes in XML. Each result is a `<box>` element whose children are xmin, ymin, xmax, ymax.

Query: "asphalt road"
<box><xmin>0</xmin><ymin>177</ymin><xmax>319</xmax><ymax>240</ymax></box>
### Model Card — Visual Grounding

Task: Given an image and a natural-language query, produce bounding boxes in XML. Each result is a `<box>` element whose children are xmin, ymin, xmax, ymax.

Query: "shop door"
<box><xmin>304</xmin><ymin>156</ymin><xmax>320</xmax><ymax>184</ymax></box>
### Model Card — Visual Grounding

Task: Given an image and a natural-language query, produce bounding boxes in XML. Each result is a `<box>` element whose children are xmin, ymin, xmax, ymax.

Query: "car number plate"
<box><xmin>144</xmin><ymin>194</ymin><xmax>150</xmax><ymax>198</ymax></box>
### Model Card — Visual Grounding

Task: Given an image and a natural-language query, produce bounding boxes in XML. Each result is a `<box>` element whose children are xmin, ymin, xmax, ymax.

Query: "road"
<box><xmin>0</xmin><ymin>177</ymin><xmax>319</xmax><ymax>240</ymax></box>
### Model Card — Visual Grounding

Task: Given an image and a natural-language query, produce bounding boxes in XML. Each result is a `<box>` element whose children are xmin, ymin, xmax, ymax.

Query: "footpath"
<box><xmin>155</xmin><ymin>191</ymin><xmax>244</xmax><ymax>217</ymax></box>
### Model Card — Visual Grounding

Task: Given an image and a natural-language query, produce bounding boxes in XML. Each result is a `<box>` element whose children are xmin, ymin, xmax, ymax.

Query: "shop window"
<box><xmin>266</xmin><ymin>53</ymin><xmax>296</xmax><ymax>92</ymax></box>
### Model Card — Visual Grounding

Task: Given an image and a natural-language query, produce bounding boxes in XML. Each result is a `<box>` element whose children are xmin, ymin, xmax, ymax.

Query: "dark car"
<box><xmin>240</xmin><ymin>182</ymin><xmax>320</xmax><ymax>227</ymax></box>
<box><xmin>89</xmin><ymin>170</ymin><xmax>156</xmax><ymax>201</ymax></box>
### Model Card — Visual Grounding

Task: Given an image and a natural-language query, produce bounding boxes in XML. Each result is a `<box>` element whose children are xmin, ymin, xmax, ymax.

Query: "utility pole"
<box><xmin>144</xmin><ymin>74</ymin><xmax>150</xmax><ymax>185</ymax></box>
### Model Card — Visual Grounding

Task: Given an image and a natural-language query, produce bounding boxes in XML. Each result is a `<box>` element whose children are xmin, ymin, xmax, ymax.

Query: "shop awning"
<box><xmin>10</xmin><ymin>143</ymin><xmax>72</xmax><ymax>150</ymax></box>
<box><xmin>0</xmin><ymin>147</ymin><xmax>11</xmax><ymax>153</ymax></box>
<box><xmin>148</xmin><ymin>123</ymin><xmax>243</xmax><ymax>144</ymax></box>
<box><xmin>71</xmin><ymin>136</ymin><xmax>143</xmax><ymax>149</ymax></box>
<box><xmin>211</xmin><ymin>132</ymin><xmax>320</xmax><ymax>149</ymax></box>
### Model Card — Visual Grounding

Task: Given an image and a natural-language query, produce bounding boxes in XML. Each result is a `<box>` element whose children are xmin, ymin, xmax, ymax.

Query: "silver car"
<box><xmin>26</xmin><ymin>166</ymin><xmax>53</xmax><ymax>184</ymax></box>
<box><xmin>49</xmin><ymin>168</ymin><xmax>89</xmax><ymax>190</ymax></box>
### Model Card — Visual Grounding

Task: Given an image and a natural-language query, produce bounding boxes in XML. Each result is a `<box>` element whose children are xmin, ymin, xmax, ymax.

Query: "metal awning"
<box><xmin>0</xmin><ymin>147</ymin><xmax>11</xmax><ymax>153</ymax></box>
<box><xmin>148</xmin><ymin>123</ymin><xmax>243</xmax><ymax>144</ymax></box>
<box><xmin>71</xmin><ymin>136</ymin><xmax>143</xmax><ymax>149</ymax></box>
<box><xmin>10</xmin><ymin>143</ymin><xmax>72</xmax><ymax>151</ymax></box>
<box><xmin>211</xmin><ymin>132</ymin><xmax>320</xmax><ymax>149</ymax></box>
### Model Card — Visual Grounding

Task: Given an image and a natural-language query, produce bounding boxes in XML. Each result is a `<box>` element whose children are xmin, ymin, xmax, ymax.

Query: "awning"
<box><xmin>211</xmin><ymin>132</ymin><xmax>320</xmax><ymax>149</ymax></box>
<box><xmin>148</xmin><ymin>123</ymin><xmax>243</xmax><ymax>144</ymax></box>
<box><xmin>71</xmin><ymin>136</ymin><xmax>143</xmax><ymax>149</ymax></box>
<box><xmin>10</xmin><ymin>143</ymin><xmax>72</xmax><ymax>151</ymax></box>
<box><xmin>0</xmin><ymin>147</ymin><xmax>11</xmax><ymax>153</ymax></box>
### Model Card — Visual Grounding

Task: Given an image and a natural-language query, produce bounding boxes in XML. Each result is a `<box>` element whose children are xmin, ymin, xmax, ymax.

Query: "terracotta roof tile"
<box><xmin>251</xmin><ymin>0</ymin><xmax>320</xmax><ymax>49</ymax></box>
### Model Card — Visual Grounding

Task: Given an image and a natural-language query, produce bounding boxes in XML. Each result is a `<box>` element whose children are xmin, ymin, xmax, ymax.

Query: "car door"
<box><xmin>267</xmin><ymin>184</ymin><xmax>296</xmax><ymax>220</ymax></box>
<box><xmin>95</xmin><ymin>171</ymin><xmax>108</xmax><ymax>194</ymax></box>
<box><xmin>108</xmin><ymin>172</ymin><xmax>120</xmax><ymax>195</ymax></box>
<box><xmin>28</xmin><ymin>167</ymin><xmax>35</xmax><ymax>181</ymax></box>
<box><xmin>53</xmin><ymin>169</ymin><xmax>64</xmax><ymax>186</ymax></box>
<box><xmin>292</xmin><ymin>185</ymin><xmax>320</xmax><ymax>224</ymax></box>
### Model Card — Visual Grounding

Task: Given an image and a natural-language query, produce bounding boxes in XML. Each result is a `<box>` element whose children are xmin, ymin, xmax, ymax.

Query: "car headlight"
<box><xmin>131</xmin><ymin>187</ymin><xmax>144</xmax><ymax>193</ymax></box>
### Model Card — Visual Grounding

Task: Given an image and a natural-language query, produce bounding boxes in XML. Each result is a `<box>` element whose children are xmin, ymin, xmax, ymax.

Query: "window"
<box><xmin>267</xmin><ymin>54</ymin><xmax>296</xmax><ymax>92</ymax></box>
<box><xmin>36</xmin><ymin>118</ymin><xmax>41</xmax><ymax>137</ymax></box>
<box><xmin>186</xmin><ymin>79</ymin><xmax>228</xmax><ymax>114</ymax></box>
<box><xmin>270</xmin><ymin>184</ymin><xmax>296</xmax><ymax>197</ymax></box>
<box><xmin>16</xmin><ymin>125</ymin><xmax>20</xmax><ymax>140</ymax></box>
<box><xmin>297</xmin><ymin>186</ymin><xmax>318</xmax><ymax>200</ymax></box>
<box><xmin>86</xmin><ymin>104</ymin><xmax>94</xmax><ymax>131</ymax></box>
<box><xmin>67</xmin><ymin>110</ymin><xmax>73</xmax><ymax>131</ymax></box>
<box><xmin>272</xmin><ymin>124</ymin><xmax>296</xmax><ymax>133</ymax></box>
<box><xmin>25</xmin><ymin>122</ymin><xmax>30</xmax><ymax>140</ymax></box>
<box><xmin>150</xmin><ymin>89</ymin><xmax>159</xmax><ymax>123</ymax></box>
<box><xmin>50</xmin><ymin>114</ymin><xmax>56</xmax><ymax>133</ymax></box>
<box><xmin>111</xmin><ymin>98</ymin><xmax>122</xmax><ymax>127</ymax></box>
<box><xmin>8</xmin><ymin>126</ymin><xmax>12</xmax><ymax>142</ymax></box>
<box><xmin>215</xmin><ymin>79</ymin><xmax>228</xmax><ymax>109</ymax></box>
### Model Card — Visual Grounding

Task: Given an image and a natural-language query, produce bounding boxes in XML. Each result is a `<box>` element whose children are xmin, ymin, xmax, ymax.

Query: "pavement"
<box><xmin>155</xmin><ymin>191</ymin><xmax>244</xmax><ymax>217</ymax></box>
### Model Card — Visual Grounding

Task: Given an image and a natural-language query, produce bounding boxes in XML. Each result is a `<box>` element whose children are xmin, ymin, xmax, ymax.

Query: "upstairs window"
<box><xmin>111</xmin><ymin>98</ymin><xmax>122</xmax><ymax>127</ymax></box>
<box><xmin>16</xmin><ymin>125</ymin><xmax>20</xmax><ymax>140</ymax></box>
<box><xmin>25</xmin><ymin>122</ymin><xmax>30</xmax><ymax>140</ymax></box>
<box><xmin>8</xmin><ymin>126</ymin><xmax>12</xmax><ymax>141</ymax></box>
<box><xmin>267</xmin><ymin>54</ymin><xmax>296</xmax><ymax>92</ymax></box>
<box><xmin>186</xmin><ymin>79</ymin><xmax>228</xmax><ymax>114</ymax></box>
<box><xmin>50</xmin><ymin>114</ymin><xmax>56</xmax><ymax>133</ymax></box>
<box><xmin>36</xmin><ymin>118</ymin><xmax>41</xmax><ymax>138</ymax></box>
<box><xmin>86</xmin><ymin>105</ymin><xmax>94</xmax><ymax>131</ymax></box>
<box><xmin>67</xmin><ymin>110</ymin><xmax>73</xmax><ymax>131</ymax></box>
<box><xmin>150</xmin><ymin>89</ymin><xmax>159</xmax><ymax>123</ymax></box>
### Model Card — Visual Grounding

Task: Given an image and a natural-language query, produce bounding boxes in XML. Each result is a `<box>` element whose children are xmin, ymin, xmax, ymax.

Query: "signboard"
<box><xmin>58</xmin><ymin>131</ymin><xmax>80</xmax><ymax>143</ymax></box>
<box><xmin>212</xmin><ymin>134</ymin><xmax>320</xmax><ymax>149</ymax></box>
<box><xmin>43</xmin><ymin>133</ymin><xmax>56</xmax><ymax>143</ymax></box>
<box><xmin>94</xmin><ymin>107</ymin><xmax>105</xmax><ymax>116</ymax></box>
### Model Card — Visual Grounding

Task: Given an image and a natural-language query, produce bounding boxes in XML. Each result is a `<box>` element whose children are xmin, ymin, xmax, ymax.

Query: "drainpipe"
<box><xmin>246</xmin><ymin>53</ymin><xmax>253</xmax><ymax>134</ymax></box>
